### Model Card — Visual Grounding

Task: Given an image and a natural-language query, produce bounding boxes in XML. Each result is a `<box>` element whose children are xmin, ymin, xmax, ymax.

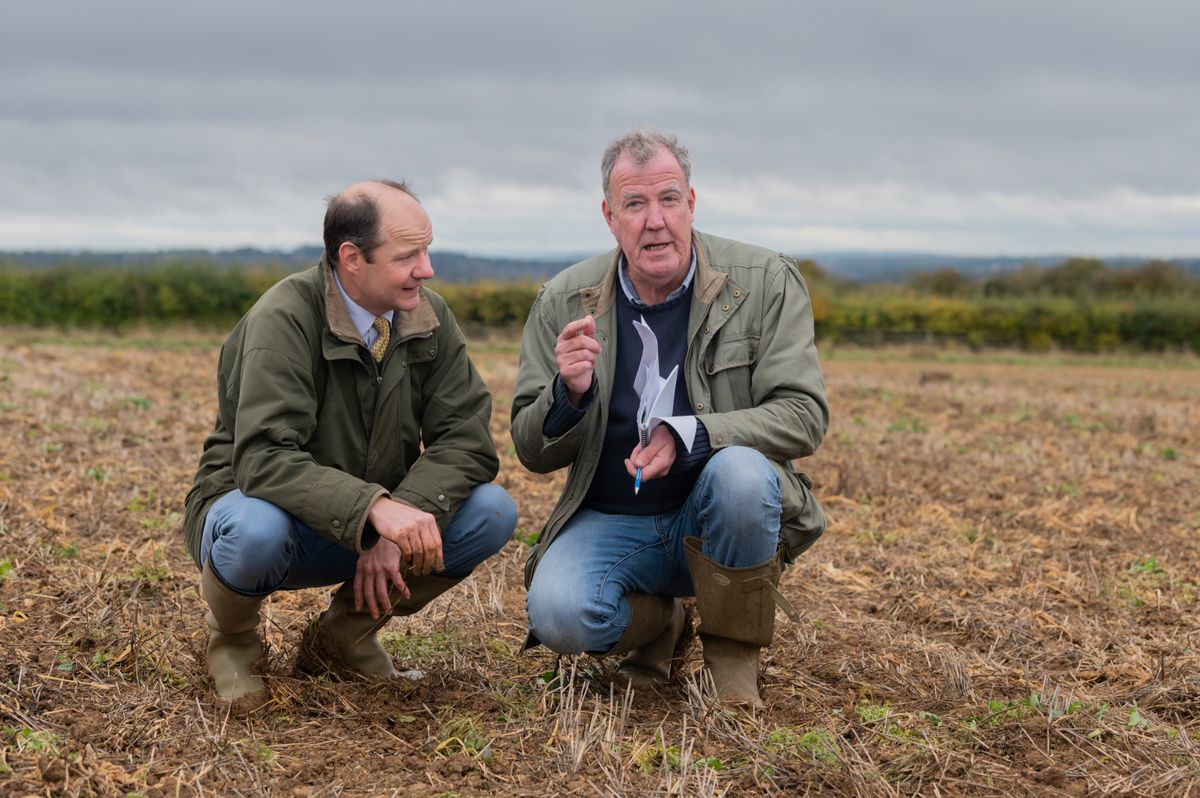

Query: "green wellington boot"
<box><xmin>682</xmin><ymin>536</ymin><xmax>785</xmax><ymax>709</ymax></box>
<box><xmin>200</xmin><ymin>563</ymin><xmax>267</xmax><ymax>702</ymax></box>
<box><xmin>298</xmin><ymin>573</ymin><xmax>463</xmax><ymax>679</ymax></box>
<box><xmin>612</xmin><ymin>594</ymin><xmax>693</xmax><ymax>688</ymax></box>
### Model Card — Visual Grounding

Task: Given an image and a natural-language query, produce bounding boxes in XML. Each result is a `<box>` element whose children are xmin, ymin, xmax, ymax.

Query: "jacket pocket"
<box><xmin>703</xmin><ymin>335</ymin><xmax>758</xmax><ymax>408</ymax></box>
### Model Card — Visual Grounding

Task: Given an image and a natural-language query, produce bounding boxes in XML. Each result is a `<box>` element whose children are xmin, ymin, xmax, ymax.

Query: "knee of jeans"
<box><xmin>208</xmin><ymin>509</ymin><xmax>295</xmax><ymax>589</ymax></box>
<box><xmin>701</xmin><ymin>447</ymin><xmax>780</xmax><ymax>504</ymax></box>
<box><xmin>526</xmin><ymin>580</ymin><xmax>613</xmax><ymax>654</ymax></box>
<box><xmin>473</xmin><ymin>484</ymin><xmax>517</xmax><ymax>554</ymax></box>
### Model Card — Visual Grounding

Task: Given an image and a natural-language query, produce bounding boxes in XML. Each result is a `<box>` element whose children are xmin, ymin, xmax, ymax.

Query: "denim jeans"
<box><xmin>201</xmin><ymin>483</ymin><xmax>516</xmax><ymax>596</ymax></box>
<box><xmin>526</xmin><ymin>447</ymin><xmax>782</xmax><ymax>654</ymax></box>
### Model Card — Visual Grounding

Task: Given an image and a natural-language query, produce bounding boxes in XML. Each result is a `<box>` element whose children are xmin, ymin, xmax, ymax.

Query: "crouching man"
<box><xmin>511</xmin><ymin>131</ymin><xmax>828</xmax><ymax>707</ymax></box>
<box><xmin>182</xmin><ymin>179</ymin><xmax>516</xmax><ymax>703</ymax></box>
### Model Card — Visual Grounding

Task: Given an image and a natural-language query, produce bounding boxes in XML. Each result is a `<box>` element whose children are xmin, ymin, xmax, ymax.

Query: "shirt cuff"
<box><xmin>542</xmin><ymin>375</ymin><xmax>594</xmax><ymax>438</ymax></box>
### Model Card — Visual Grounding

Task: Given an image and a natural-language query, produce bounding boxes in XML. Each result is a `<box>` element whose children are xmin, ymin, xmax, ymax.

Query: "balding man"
<box><xmin>183</xmin><ymin>180</ymin><xmax>515</xmax><ymax>704</ymax></box>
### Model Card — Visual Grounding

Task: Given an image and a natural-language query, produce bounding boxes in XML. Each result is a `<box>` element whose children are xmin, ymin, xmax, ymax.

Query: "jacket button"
<box><xmin>722</xmin><ymin>303</ymin><xmax>730</xmax><ymax>312</ymax></box>
<box><xmin>437</xmin><ymin>494</ymin><xmax>445</xmax><ymax>502</ymax></box>
<box><xmin>733</xmin><ymin>290</ymin><xmax>741</xmax><ymax>298</ymax></box>
<box><xmin>332</xmin><ymin>519</ymin><xmax>341</xmax><ymax>528</ymax></box>
<box><xmin>704</xmin><ymin>326</ymin><xmax>711</xmax><ymax>334</ymax></box>
<box><xmin>429</xmin><ymin>349</ymin><xmax>436</xmax><ymax>356</ymax></box>
<box><xmin>401</xmin><ymin>360</ymin><xmax>408</xmax><ymax>367</ymax></box>
<box><xmin>695</xmin><ymin>402</ymin><xmax>704</xmax><ymax>411</ymax></box>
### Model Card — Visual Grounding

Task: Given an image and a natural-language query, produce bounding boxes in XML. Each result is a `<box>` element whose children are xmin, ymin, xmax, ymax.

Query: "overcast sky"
<box><xmin>3</xmin><ymin>1</ymin><xmax>1198</xmax><ymax>257</ymax></box>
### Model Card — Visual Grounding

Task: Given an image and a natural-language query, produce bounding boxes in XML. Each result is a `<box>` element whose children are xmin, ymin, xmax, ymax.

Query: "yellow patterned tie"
<box><xmin>370</xmin><ymin>316</ymin><xmax>390</xmax><ymax>363</ymax></box>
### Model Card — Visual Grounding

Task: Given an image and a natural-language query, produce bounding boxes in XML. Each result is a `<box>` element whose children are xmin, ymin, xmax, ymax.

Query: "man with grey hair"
<box><xmin>511</xmin><ymin>130</ymin><xmax>828</xmax><ymax>707</ymax></box>
<box><xmin>183</xmin><ymin>179</ymin><xmax>516</xmax><ymax>704</ymax></box>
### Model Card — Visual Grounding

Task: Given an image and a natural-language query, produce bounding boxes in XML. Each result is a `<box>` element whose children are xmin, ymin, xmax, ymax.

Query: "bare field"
<box><xmin>0</xmin><ymin>331</ymin><xmax>1197</xmax><ymax>797</ymax></box>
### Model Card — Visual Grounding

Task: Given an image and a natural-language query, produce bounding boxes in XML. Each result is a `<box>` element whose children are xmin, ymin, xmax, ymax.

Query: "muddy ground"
<box><xmin>0</xmin><ymin>331</ymin><xmax>1197</xmax><ymax>797</ymax></box>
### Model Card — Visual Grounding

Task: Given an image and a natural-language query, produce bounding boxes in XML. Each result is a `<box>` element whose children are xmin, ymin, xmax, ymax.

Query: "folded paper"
<box><xmin>632</xmin><ymin>316</ymin><xmax>697</xmax><ymax>453</ymax></box>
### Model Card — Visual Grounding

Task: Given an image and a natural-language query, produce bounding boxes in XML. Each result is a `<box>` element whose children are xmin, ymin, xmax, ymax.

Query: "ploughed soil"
<box><xmin>0</xmin><ymin>330</ymin><xmax>1197</xmax><ymax>796</ymax></box>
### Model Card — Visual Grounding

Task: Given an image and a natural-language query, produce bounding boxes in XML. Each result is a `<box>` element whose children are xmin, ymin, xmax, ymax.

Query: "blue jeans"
<box><xmin>526</xmin><ymin>447</ymin><xmax>781</xmax><ymax>654</ymax></box>
<box><xmin>201</xmin><ymin>483</ymin><xmax>516</xmax><ymax>596</ymax></box>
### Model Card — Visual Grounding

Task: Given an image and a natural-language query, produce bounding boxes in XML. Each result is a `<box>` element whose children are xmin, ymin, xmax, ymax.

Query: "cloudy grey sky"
<box><xmin>3</xmin><ymin>1</ymin><xmax>1198</xmax><ymax>257</ymax></box>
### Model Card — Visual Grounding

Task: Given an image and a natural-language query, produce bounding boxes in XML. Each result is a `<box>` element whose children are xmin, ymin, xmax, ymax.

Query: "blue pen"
<box><xmin>635</xmin><ymin>412</ymin><xmax>649</xmax><ymax>496</ymax></box>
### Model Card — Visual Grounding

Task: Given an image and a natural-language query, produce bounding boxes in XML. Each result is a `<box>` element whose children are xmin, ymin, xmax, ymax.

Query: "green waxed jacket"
<box><xmin>510</xmin><ymin>231</ymin><xmax>829</xmax><ymax>586</ymax></box>
<box><xmin>182</xmin><ymin>259</ymin><xmax>499</xmax><ymax>566</ymax></box>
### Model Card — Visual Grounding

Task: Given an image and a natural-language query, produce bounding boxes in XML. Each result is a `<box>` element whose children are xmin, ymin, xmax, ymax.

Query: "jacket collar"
<box><xmin>580</xmin><ymin>231</ymin><xmax>725</xmax><ymax>317</ymax></box>
<box><xmin>320</xmin><ymin>257</ymin><xmax>440</xmax><ymax>346</ymax></box>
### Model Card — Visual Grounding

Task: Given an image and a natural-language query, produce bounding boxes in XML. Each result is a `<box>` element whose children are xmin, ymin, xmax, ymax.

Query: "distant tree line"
<box><xmin>798</xmin><ymin>257</ymin><xmax>1200</xmax><ymax>352</ymax></box>
<box><xmin>1</xmin><ymin>256</ymin><xmax>1197</xmax><ymax>352</ymax></box>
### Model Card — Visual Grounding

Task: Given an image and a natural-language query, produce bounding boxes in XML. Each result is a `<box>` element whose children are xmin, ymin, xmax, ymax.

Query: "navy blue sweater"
<box><xmin>544</xmin><ymin>284</ymin><xmax>712</xmax><ymax>515</ymax></box>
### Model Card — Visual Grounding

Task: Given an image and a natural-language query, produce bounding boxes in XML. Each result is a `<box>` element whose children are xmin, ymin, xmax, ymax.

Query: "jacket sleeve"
<box><xmin>698</xmin><ymin>259</ymin><xmax>829</xmax><ymax>461</ymax></box>
<box><xmin>391</xmin><ymin>311</ymin><xmax>500</xmax><ymax>531</ymax></box>
<box><xmin>230</xmin><ymin>308</ymin><xmax>386</xmax><ymax>553</ymax></box>
<box><xmin>510</xmin><ymin>285</ymin><xmax>593</xmax><ymax>473</ymax></box>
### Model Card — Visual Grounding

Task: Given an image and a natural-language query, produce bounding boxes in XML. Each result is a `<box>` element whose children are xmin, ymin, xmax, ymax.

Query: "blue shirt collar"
<box><xmin>331</xmin><ymin>266</ymin><xmax>393</xmax><ymax>345</ymax></box>
<box><xmin>617</xmin><ymin>247</ymin><xmax>697</xmax><ymax>307</ymax></box>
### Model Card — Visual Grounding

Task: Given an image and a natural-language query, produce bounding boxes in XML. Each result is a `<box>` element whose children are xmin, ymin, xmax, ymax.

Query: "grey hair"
<box><xmin>600</xmin><ymin>129</ymin><xmax>691</xmax><ymax>200</ymax></box>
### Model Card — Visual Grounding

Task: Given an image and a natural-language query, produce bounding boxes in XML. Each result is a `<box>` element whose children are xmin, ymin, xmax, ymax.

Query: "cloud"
<box><xmin>2</xmin><ymin>1</ymin><xmax>1198</xmax><ymax>254</ymax></box>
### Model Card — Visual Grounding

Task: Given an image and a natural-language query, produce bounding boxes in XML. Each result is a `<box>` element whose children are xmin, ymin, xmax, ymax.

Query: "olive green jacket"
<box><xmin>182</xmin><ymin>259</ymin><xmax>499</xmax><ymax>565</ymax></box>
<box><xmin>510</xmin><ymin>231</ymin><xmax>828</xmax><ymax>586</ymax></box>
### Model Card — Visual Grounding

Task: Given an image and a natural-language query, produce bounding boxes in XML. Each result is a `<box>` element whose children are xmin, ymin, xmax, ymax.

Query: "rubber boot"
<box><xmin>389</xmin><ymin>573</ymin><xmax>463</xmax><ymax>618</ymax></box>
<box><xmin>200</xmin><ymin>562</ymin><xmax>266</xmax><ymax>702</ymax></box>
<box><xmin>682</xmin><ymin>536</ymin><xmax>782</xmax><ymax>709</ymax></box>
<box><xmin>613</xmin><ymin>594</ymin><xmax>693</xmax><ymax>688</ymax></box>
<box><xmin>297</xmin><ymin>573</ymin><xmax>463</xmax><ymax>679</ymax></box>
<box><xmin>296</xmin><ymin>580</ymin><xmax>400</xmax><ymax>679</ymax></box>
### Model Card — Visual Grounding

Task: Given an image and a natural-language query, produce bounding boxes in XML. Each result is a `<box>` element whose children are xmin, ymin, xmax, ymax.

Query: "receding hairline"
<box><xmin>333</xmin><ymin>178</ymin><xmax>419</xmax><ymax>207</ymax></box>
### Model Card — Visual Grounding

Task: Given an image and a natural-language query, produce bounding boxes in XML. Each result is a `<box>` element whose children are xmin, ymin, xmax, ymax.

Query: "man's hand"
<box><xmin>555</xmin><ymin>315</ymin><xmax>601</xmax><ymax>405</ymax></box>
<box><xmin>354</xmin><ymin>539</ymin><xmax>407</xmax><ymax>619</ymax></box>
<box><xmin>367</xmin><ymin>497</ymin><xmax>444</xmax><ymax>577</ymax></box>
<box><xmin>624</xmin><ymin>424</ymin><xmax>677</xmax><ymax>482</ymax></box>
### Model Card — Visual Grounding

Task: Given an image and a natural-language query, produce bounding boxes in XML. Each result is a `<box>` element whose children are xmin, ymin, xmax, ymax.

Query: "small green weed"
<box><xmin>1127</xmin><ymin>703</ymin><xmax>1151</xmax><ymax>729</ymax></box>
<box><xmin>887</xmin><ymin>418</ymin><xmax>927</xmax><ymax>433</ymax></box>
<box><xmin>1115</xmin><ymin>584</ymin><xmax>1145</xmax><ymax>608</ymax></box>
<box><xmin>0</xmin><ymin>559</ymin><xmax>13</xmax><ymax>583</ymax></box>
<box><xmin>766</xmin><ymin>727</ymin><xmax>840</xmax><ymax>764</ymax></box>
<box><xmin>126</xmin><ymin>396</ymin><xmax>152</xmax><ymax>411</ymax></box>
<box><xmin>255</xmin><ymin>742</ymin><xmax>276</xmax><ymax>764</ymax></box>
<box><xmin>436</xmin><ymin>715</ymin><xmax>491</xmax><ymax>761</ymax></box>
<box><xmin>126</xmin><ymin>491</ymin><xmax>157</xmax><ymax>512</ymax></box>
<box><xmin>380</xmin><ymin>631</ymin><xmax>457</xmax><ymax>667</ymax></box>
<box><xmin>965</xmin><ymin>694</ymin><xmax>1044</xmax><ymax>728</ymax></box>
<box><xmin>6</xmin><ymin>727</ymin><xmax>63</xmax><ymax>755</ymax></box>
<box><xmin>1130</xmin><ymin>556</ymin><xmax>1164</xmax><ymax>575</ymax></box>
<box><xmin>634</xmin><ymin>738</ymin><xmax>682</xmax><ymax>773</ymax></box>
<box><xmin>128</xmin><ymin>564</ymin><xmax>172</xmax><ymax>584</ymax></box>
<box><xmin>513</xmin><ymin>527</ymin><xmax>539</xmax><ymax>547</ymax></box>
<box><xmin>855</xmin><ymin>700</ymin><xmax>891</xmax><ymax>724</ymax></box>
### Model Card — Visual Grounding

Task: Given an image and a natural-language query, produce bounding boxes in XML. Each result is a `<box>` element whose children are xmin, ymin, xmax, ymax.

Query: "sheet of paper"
<box><xmin>632</xmin><ymin>316</ymin><xmax>697</xmax><ymax>453</ymax></box>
